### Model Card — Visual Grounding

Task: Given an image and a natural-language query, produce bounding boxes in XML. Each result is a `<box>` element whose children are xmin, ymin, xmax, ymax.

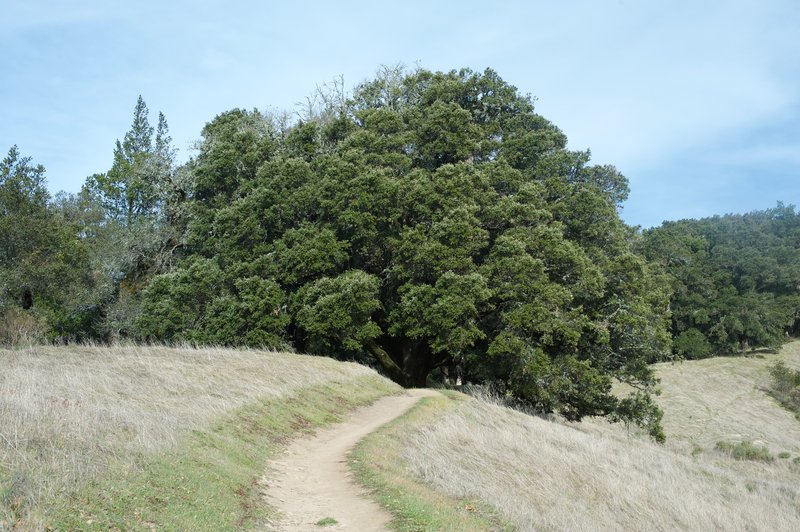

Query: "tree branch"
<box><xmin>365</xmin><ymin>339</ymin><xmax>406</xmax><ymax>383</ymax></box>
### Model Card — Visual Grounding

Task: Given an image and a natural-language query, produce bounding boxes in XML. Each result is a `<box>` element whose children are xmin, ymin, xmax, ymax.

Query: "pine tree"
<box><xmin>84</xmin><ymin>96</ymin><xmax>173</xmax><ymax>226</ymax></box>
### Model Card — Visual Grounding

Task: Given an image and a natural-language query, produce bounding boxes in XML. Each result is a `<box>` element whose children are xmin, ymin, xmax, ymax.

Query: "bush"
<box><xmin>673</xmin><ymin>328</ymin><xmax>713</xmax><ymax>359</ymax></box>
<box><xmin>715</xmin><ymin>440</ymin><xmax>774</xmax><ymax>462</ymax></box>
<box><xmin>768</xmin><ymin>362</ymin><xmax>800</xmax><ymax>415</ymax></box>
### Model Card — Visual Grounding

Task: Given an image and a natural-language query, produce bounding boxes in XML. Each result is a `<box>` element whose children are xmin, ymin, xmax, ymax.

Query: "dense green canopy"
<box><xmin>11</xmin><ymin>67</ymin><xmax>798</xmax><ymax>440</ymax></box>
<box><xmin>640</xmin><ymin>205</ymin><xmax>800</xmax><ymax>357</ymax></box>
<box><xmin>135</xmin><ymin>67</ymin><xmax>670</xmax><ymax>437</ymax></box>
<box><xmin>0</xmin><ymin>146</ymin><xmax>93</xmax><ymax>340</ymax></box>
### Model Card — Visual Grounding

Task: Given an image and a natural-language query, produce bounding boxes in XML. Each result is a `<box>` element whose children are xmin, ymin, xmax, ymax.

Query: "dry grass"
<box><xmin>0</xmin><ymin>343</ymin><xmax>386</xmax><ymax>522</ymax></box>
<box><xmin>350</xmin><ymin>391</ymin><xmax>513</xmax><ymax>531</ymax></box>
<box><xmin>402</xmin><ymin>343</ymin><xmax>800</xmax><ymax>531</ymax></box>
<box><xmin>0</xmin><ymin>309</ymin><xmax>46</xmax><ymax>347</ymax></box>
<box><xmin>653</xmin><ymin>342</ymin><xmax>800</xmax><ymax>453</ymax></box>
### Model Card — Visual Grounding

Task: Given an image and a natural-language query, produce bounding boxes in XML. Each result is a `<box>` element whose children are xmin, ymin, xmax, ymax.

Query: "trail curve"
<box><xmin>261</xmin><ymin>388</ymin><xmax>438</xmax><ymax>531</ymax></box>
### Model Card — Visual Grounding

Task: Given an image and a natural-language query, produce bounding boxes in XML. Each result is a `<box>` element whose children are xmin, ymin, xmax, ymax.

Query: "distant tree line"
<box><xmin>3</xmin><ymin>67</ymin><xmax>798</xmax><ymax>439</ymax></box>
<box><xmin>640</xmin><ymin>206</ymin><xmax>800</xmax><ymax>358</ymax></box>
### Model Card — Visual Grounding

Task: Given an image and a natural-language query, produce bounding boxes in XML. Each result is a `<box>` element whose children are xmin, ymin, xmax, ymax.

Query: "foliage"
<box><xmin>768</xmin><ymin>361</ymin><xmax>800</xmax><ymax>416</ymax></box>
<box><xmin>138</xmin><ymin>258</ymin><xmax>288</xmax><ymax>346</ymax></box>
<box><xmin>79</xmin><ymin>97</ymin><xmax>188</xmax><ymax>340</ymax></box>
<box><xmin>609</xmin><ymin>389</ymin><xmax>666</xmax><ymax>443</ymax></box>
<box><xmin>138</xmin><ymin>67</ymin><xmax>669</xmax><ymax>432</ymax></box>
<box><xmin>714</xmin><ymin>440</ymin><xmax>775</xmax><ymax>462</ymax></box>
<box><xmin>82</xmin><ymin>96</ymin><xmax>175</xmax><ymax>227</ymax></box>
<box><xmin>640</xmin><ymin>205</ymin><xmax>800</xmax><ymax>357</ymax></box>
<box><xmin>0</xmin><ymin>97</ymin><xmax>189</xmax><ymax>344</ymax></box>
<box><xmin>0</xmin><ymin>146</ymin><xmax>95</xmax><ymax>343</ymax></box>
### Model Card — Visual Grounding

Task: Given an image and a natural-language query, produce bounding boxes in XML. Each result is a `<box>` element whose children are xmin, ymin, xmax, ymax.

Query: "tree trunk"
<box><xmin>19</xmin><ymin>287</ymin><xmax>33</xmax><ymax>310</ymax></box>
<box><xmin>402</xmin><ymin>362</ymin><xmax>430</xmax><ymax>388</ymax></box>
<box><xmin>367</xmin><ymin>338</ymin><xmax>437</xmax><ymax>388</ymax></box>
<box><xmin>365</xmin><ymin>339</ymin><xmax>405</xmax><ymax>383</ymax></box>
<box><xmin>400</xmin><ymin>341</ymin><xmax>435</xmax><ymax>388</ymax></box>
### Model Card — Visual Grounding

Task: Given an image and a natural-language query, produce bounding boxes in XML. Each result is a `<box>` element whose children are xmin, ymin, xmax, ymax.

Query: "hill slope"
<box><xmin>655</xmin><ymin>341</ymin><xmax>800</xmax><ymax>453</ymax></box>
<box><xmin>0</xmin><ymin>344</ymin><xmax>400</xmax><ymax>529</ymax></box>
<box><xmin>395</xmin><ymin>343</ymin><xmax>800</xmax><ymax>530</ymax></box>
<box><xmin>5</xmin><ymin>343</ymin><xmax>800</xmax><ymax>529</ymax></box>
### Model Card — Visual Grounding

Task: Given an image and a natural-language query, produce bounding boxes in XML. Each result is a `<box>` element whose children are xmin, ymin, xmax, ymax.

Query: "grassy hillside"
<box><xmin>0</xmin><ymin>344</ymin><xmax>400</xmax><ymax>529</ymax></box>
<box><xmin>6</xmin><ymin>342</ymin><xmax>800</xmax><ymax>530</ymax></box>
<box><xmin>655</xmin><ymin>341</ymin><xmax>800</xmax><ymax>453</ymax></box>
<box><xmin>390</xmin><ymin>342</ymin><xmax>800</xmax><ymax>530</ymax></box>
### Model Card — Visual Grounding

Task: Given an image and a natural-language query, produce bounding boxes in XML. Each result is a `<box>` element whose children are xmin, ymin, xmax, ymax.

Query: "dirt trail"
<box><xmin>261</xmin><ymin>388</ymin><xmax>438</xmax><ymax>531</ymax></box>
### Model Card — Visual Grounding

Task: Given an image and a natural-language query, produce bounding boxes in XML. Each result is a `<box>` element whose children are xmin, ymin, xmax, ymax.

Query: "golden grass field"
<box><xmin>402</xmin><ymin>343</ymin><xmax>800</xmax><ymax>531</ymax></box>
<box><xmin>0</xmin><ymin>344</ymin><xmax>398</xmax><ymax>528</ymax></box>
<box><xmin>4</xmin><ymin>342</ymin><xmax>800</xmax><ymax>530</ymax></box>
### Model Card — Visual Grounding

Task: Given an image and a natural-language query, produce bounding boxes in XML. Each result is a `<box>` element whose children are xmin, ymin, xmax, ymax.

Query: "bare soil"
<box><xmin>261</xmin><ymin>389</ymin><xmax>438</xmax><ymax>531</ymax></box>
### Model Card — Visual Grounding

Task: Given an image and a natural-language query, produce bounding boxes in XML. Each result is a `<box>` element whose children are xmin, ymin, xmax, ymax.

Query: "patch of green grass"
<box><xmin>778</xmin><ymin>451</ymin><xmax>791</xmax><ymax>459</ymax></box>
<box><xmin>0</xmin><ymin>475</ymin><xmax>25</xmax><ymax>529</ymax></box>
<box><xmin>350</xmin><ymin>390</ymin><xmax>512</xmax><ymax>531</ymax></box>
<box><xmin>316</xmin><ymin>516</ymin><xmax>338</xmax><ymax>526</ymax></box>
<box><xmin>39</xmin><ymin>376</ymin><xmax>399</xmax><ymax>530</ymax></box>
<box><xmin>715</xmin><ymin>440</ymin><xmax>775</xmax><ymax>462</ymax></box>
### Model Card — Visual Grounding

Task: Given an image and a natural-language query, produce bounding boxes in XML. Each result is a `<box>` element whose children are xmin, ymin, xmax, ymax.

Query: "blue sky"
<box><xmin>2</xmin><ymin>0</ymin><xmax>798</xmax><ymax>228</ymax></box>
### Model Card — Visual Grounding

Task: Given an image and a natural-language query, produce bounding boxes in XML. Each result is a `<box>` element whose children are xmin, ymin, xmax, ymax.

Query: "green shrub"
<box><xmin>673</xmin><ymin>328</ymin><xmax>713</xmax><ymax>359</ymax></box>
<box><xmin>768</xmin><ymin>362</ymin><xmax>800</xmax><ymax>415</ymax></box>
<box><xmin>715</xmin><ymin>441</ymin><xmax>774</xmax><ymax>462</ymax></box>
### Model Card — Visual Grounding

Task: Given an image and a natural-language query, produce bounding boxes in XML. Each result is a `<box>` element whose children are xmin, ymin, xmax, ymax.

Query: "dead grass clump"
<box><xmin>0</xmin><ymin>309</ymin><xmax>47</xmax><ymax>347</ymax></box>
<box><xmin>0</xmin><ymin>344</ymin><xmax>383</xmax><ymax>521</ymax></box>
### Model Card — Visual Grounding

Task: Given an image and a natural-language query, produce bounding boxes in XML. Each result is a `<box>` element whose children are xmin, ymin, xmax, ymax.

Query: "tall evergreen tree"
<box><xmin>80</xmin><ymin>98</ymin><xmax>188</xmax><ymax>339</ymax></box>
<box><xmin>139</xmin><ymin>68</ymin><xmax>669</xmax><ymax>439</ymax></box>
<box><xmin>0</xmin><ymin>145</ymin><xmax>50</xmax><ymax>311</ymax></box>
<box><xmin>83</xmin><ymin>96</ymin><xmax>173</xmax><ymax>226</ymax></box>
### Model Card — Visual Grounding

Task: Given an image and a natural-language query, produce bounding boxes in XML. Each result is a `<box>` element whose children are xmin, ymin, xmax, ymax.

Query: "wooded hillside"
<box><xmin>641</xmin><ymin>205</ymin><xmax>800</xmax><ymax>358</ymax></box>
